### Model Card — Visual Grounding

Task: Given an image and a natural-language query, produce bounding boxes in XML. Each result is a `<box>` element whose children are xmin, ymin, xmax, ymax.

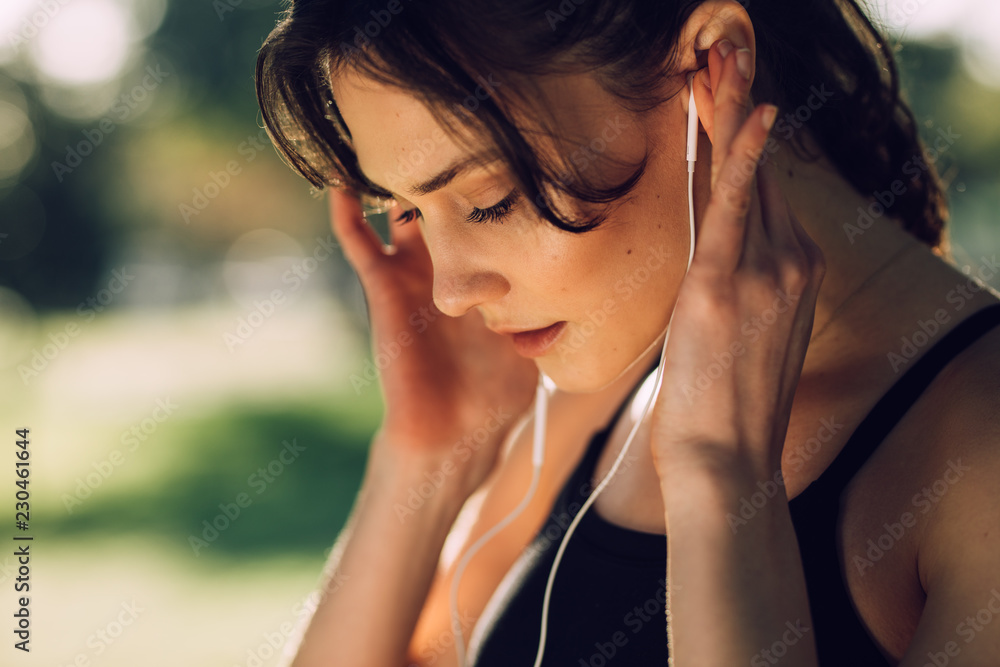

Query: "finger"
<box><xmin>756</xmin><ymin>156</ymin><xmax>796</xmax><ymax>250</ymax></box>
<box><xmin>329</xmin><ymin>187</ymin><xmax>386</xmax><ymax>275</ymax></box>
<box><xmin>687</xmin><ymin>42</ymin><xmax>723</xmax><ymax>142</ymax></box>
<box><xmin>741</xmin><ymin>169</ymin><xmax>768</xmax><ymax>268</ymax></box>
<box><xmin>693</xmin><ymin>68</ymin><xmax>715</xmax><ymax>142</ymax></box>
<box><xmin>710</xmin><ymin>42</ymin><xmax>754</xmax><ymax>191</ymax></box>
<box><xmin>695</xmin><ymin>104</ymin><xmax>778</xmax><ymax>273</ymax></box>
<box><xmin>788</xmin><ymin>203</ymin><xmax>826</xmax><ymax>285</ymax></box>
<box><xmin>707</xmin><ymin>39</ymin><xmax>726</xmax><ymax>110</ymax></box>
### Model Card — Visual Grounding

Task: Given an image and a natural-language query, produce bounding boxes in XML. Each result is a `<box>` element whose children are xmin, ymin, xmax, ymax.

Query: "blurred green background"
<box><xmin>0</xmin><ymin>0</ymin><xmax>997</xmax><ymax>665</ymax></box>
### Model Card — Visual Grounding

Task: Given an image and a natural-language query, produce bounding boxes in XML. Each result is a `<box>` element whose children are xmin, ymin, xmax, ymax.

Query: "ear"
<box><xmin>675</xmin><ymin>0</ymin><xmax>756</xmax><ymax>146</ymax></box>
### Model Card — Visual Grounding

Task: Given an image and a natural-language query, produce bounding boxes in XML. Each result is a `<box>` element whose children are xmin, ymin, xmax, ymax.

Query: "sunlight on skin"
<box><xmin>330</xmin><ymin>68</ymin><xmax>695</xmax><ymax>393</ymax></box>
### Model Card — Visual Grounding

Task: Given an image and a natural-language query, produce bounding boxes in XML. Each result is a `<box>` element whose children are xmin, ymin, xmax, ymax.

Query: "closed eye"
<box><xmin>393</xmin><ymin>188</ymin><xmax>521</xmax><ymax>226</ymax></box>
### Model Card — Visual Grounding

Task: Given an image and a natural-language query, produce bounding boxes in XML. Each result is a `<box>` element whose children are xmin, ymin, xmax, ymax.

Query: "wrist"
<box><xmin>658</xmin><ymin>447</ymin><xmax>785</xmax><ymax>510</ymax></box>
<box><xmin>367</xmin><ymin>431</ymin><xmax>477</xmax><ymax>517</ymax></box>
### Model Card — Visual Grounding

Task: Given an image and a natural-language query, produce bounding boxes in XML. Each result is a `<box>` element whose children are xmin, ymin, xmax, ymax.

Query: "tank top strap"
<box><xmin>794</xmin><ymin>302</ymin><xmax>1000</xmax><ymax>506</ymax></box>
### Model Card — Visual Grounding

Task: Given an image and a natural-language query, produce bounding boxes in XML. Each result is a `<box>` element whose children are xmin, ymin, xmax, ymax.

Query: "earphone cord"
<box><xmin>449</xmin><ymin>374</ymin><xmax>549</xmax><ymax>667</ymax></box>
<box><xmin>531</xmin><ymin>121</ymin><xmax>696</xmax><ymax>667</ymax></box>
<box><xmin>450</xmin><ymin>76</ymin><xmax>699</xmax><ymax>667</ymax></box>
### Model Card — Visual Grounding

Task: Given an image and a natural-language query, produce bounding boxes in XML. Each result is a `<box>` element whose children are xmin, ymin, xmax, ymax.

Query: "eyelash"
<box><xmin>393</xmin><ymin>189</ymin><xmax>521</xmax><ymax>226</ymax></box>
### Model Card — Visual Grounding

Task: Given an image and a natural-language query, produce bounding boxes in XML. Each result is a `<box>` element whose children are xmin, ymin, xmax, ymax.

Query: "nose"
<box><xmin>424</xmin><ymin>233</ymin><xmax>510</xmax><ymax>317</ymax></box>
<box><xmin>422</xmin><ymin>219</ymin><xmax>510</xmax><ymax>317</ymax></box>
<box><xmin>433</xmin><ymin>268</ymin><xmax>509</xmax><ymax>318</ymax></box>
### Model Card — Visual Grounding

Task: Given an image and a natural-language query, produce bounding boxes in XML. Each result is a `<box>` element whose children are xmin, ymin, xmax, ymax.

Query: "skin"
<box><xmin>332</xmin><ymin>66</ymin><xmax>688</xmax><ymax>394</ymax></box>
<box><xmin>284</xmin><ymin>2</ymin><xmax>1000</xmax><ymax>666</ymax></box>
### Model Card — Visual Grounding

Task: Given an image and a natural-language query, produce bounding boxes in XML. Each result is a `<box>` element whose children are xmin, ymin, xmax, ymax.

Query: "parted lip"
<box><xmin>488</xmin><ymin>322</ymin><xmax>563</xmax><ymax>336</ymax></box>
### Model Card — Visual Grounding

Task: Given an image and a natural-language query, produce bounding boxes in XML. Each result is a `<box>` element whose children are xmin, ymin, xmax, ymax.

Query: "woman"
<box><xmin>255</xmin><ymin>1</ymin><xmax>1000</xmax><ymax>665</ymax></box>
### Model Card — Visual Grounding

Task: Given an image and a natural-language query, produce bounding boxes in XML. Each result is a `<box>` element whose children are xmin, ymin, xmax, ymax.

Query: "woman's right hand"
<box><xmin>330</xmin><ymin>188</ymin><xmax>540</xmax><ymax>500</ymax></box>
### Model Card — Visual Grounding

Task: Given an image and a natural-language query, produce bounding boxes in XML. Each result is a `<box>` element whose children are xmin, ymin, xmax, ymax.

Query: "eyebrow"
<box><xmin>362</xmin><ymin>152</ymin><xmax>500</xmax><ymax>198</ymax></box>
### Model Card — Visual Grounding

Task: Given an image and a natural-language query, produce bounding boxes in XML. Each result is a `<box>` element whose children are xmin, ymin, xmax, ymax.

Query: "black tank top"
<box><xmin>467</xmin><ymin>302</ymin><xmax>1000</xmax><ymax>666</ymax></box>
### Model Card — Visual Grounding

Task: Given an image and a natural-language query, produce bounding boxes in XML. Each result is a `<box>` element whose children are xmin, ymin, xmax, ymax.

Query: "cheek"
<box><xmin>536</xmin><ymin>205</ymin><xmax>689</xmax><ymax>389</ymax></box>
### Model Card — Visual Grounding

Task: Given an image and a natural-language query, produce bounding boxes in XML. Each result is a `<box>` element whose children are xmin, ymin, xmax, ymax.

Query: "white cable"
<box><xmin>451</xmin><ymin>73</ymin><xmax>700</xmax><ymax>667</ymax></box>
<box><xmin>531</xmin><ymin>75</ymin><xmax>699</xmax><ymax>667</ymax></box>
<box><xmin>450</xmin><ymin>373</ymin><xmax>550</xmax><ymax>667</ymax></box>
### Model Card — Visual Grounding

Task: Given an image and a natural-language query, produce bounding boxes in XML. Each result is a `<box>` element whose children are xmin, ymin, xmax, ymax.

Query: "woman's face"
<box><xmin>331</xmin><ymin>68</ymin><xmax>694</xmax><ymax>393</ymax></box>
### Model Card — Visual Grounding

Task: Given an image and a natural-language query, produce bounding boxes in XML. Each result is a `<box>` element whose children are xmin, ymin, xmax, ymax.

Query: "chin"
<box><xmin>536</xmin><ymin>361</ymin><xmax>601</xmax><ymax>394</ymax></box>
<box><xmin>535</xmin><ymin>351</ymin><xmax>633</xmax><ymax>394</ymax></box>
<box><xmin>537</xmin><ymin>329</ymin><xmax>666</xmax><ymax>394</ymax></box>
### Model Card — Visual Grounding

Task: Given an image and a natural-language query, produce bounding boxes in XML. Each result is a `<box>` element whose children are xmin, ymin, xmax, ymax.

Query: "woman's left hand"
<box><xmin>649</xmin><ymin>42</ymin><xmax>826</xmax><ymax>485</ymax></box>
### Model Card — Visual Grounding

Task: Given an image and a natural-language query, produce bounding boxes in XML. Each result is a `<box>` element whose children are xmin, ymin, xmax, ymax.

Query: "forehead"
<box><xmin>330</xmin><ymin>70</ymin><xmax>476</xmax><ymax>193</ymax></box>
<box><xmin>329</xmin><ymin>68</ymin><xmax>642</xmax><ymax>195</ymax></box>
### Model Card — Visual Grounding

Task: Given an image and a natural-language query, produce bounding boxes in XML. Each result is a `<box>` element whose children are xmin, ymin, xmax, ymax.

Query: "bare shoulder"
<box><xmin>905</xmin><ymin>305</ymin><xmax>1000</xmax><ymax>588</ymax></box>
<box><xmin>917</xmin><ymin>304</ymin><xmax>1000</xmax><ymax>454</ymax></box>
<box><xmin>834</xmin><ymin>301</ymin><xmax>1000</xmax><ymax>658</ymax></box>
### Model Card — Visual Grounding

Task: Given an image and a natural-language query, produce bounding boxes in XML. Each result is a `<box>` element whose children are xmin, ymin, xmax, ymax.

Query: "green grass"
<box><xmin>44</xmin><ymin>395</ymin><xmax>383</xmax><ymax>562</ymax></box>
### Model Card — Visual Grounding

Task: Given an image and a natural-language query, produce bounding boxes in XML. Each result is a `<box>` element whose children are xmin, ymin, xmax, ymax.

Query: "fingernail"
<box><xmin>762</xmin><ymin>104</ymin><xmax>778</xmax><ymax>131</ymax></box>
<box><xmin>736</xmin><ymin>48</ymin><xmax>752</xmax><ymax>81</ymax></box>
<box><xmin>717</xmin><ymin>39</ymin><xmax>733</xmax><ymax>59</ymax></box>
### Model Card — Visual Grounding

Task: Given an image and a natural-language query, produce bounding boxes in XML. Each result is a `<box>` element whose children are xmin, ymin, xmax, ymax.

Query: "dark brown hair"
<box><xmin>255</xmin><ymin>0</ymin><xmax>948</xmax><ymax>248</ymax></box>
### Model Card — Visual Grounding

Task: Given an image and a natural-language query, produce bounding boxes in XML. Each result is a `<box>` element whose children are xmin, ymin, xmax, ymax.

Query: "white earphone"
<box><xmin>450</xmin><ymin>72</ymin><xmax>701</xmax><ymax>667</ymax></box>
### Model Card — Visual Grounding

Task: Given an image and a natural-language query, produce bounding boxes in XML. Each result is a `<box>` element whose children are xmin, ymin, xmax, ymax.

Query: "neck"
<box><xmin>759</xmin><ymin>134</ymin><xmax>935</xmax><ymax>349</ymax></box>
